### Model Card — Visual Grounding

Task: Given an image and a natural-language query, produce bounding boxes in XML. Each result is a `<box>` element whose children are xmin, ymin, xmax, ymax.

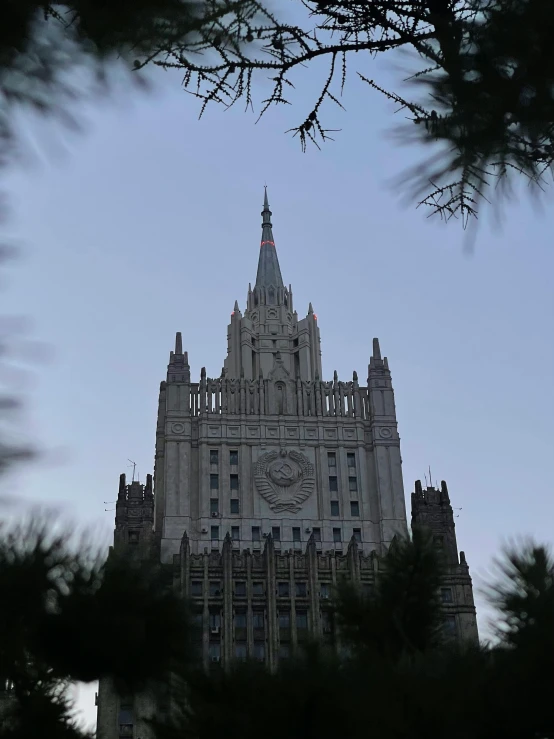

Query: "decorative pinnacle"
<box><xmin>255</xmin><ymin>186</ymin><xmax>283</xmax><ymax>289</ymax></box>
<box><xmin>372</xmin><ymin>338</ymin><xmax>382</xmax><ymax>360</ymax></box>
<box><xmin>175</xmin><ymin>331</ymin><xmax>182</xmax><ymax>354</ymax></box>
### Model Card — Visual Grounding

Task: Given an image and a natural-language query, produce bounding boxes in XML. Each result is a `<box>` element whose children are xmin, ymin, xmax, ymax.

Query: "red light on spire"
<box><xmin>260</xmin><ymin>240</ymin><xmax>275</xmax><ymax>247</ymax></box>
<box><xmin>313</xmin><ymin>313</ymin><xmax>318</xmax><ymax>320</ymax></box>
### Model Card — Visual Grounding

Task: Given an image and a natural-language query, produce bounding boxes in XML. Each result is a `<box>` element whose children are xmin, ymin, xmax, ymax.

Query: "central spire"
<box><xmin>255</xmin><ymin>187</ymin><xmax>284</xmax><ymax>289</ymax></box>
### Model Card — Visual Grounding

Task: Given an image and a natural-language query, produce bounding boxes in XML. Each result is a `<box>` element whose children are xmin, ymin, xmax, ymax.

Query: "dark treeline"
<box><xmin>1</xmin><ymin>521</ymin><xmax>553</xmax><ymax>738</ymax></box>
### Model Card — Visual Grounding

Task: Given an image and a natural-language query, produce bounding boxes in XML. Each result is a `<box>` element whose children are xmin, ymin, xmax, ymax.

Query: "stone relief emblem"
<box><xmin>254</xmin><ymin>449</ymin><xmax>315</xmax><ymax>513</ymax></box>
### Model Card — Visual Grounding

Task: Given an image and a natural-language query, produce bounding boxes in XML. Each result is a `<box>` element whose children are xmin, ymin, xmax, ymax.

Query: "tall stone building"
<box><xmin>96</xmin><ymin>190</ymin><xmax>478</xmax><ymax>739</ymax></box>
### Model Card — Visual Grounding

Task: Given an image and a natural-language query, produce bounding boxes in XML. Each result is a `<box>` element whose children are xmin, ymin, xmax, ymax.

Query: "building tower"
<box><xmin>411</xmin><ymin>479</ymin><xmax>478</xmax><ymax>643</ymax></box>
<box><xmin>96</xmin><ymin>191</ymin><xmax>478</xmax><ymax>739</ymax></box>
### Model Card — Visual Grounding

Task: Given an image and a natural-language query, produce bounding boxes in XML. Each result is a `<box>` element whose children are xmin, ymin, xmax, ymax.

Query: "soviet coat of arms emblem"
<box><xmin>254</xmin><ymin>449</ymin><xmax>315</xmax><ymax>513</ymax></box>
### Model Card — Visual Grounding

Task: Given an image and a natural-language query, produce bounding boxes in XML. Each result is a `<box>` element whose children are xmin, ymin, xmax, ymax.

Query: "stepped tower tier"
<box><xmin>154</xmin><ymin>190</ymin><xmax>407</xmax><ymax>563</ymax></box>
<box><xmin>224</xmin><ymin>188</ymin><xmax>322</xmax><ymax>381</ymax></box>
<box><xmin>97</xmin><ymin>191</ymin><xmax>478</xmax><ymax>738</ymax></box>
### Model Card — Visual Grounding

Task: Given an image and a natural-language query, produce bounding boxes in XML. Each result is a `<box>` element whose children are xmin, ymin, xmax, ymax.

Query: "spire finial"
<box><xmin>175</xmin><ymin>331</ymin><xmax>182</xmax><ymax>355</ymax></box>
<box><xmin>255</xmin><ymin>187</ymin><xmax>284</xmax><ymax>290</ymax></box>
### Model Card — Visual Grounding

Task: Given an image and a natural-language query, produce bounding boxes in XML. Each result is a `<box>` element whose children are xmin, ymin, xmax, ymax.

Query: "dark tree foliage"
<box><xmin>2</xmin><ymin>515</ymin><xmax>554</xmax><ymax>739</ymax></box>
<box><xmin>143</xmin><ymin>0</ymin><xmax>553</xmax><ymax>225</ymax></box>
<box><xmin>0</xmin><ymin>518</ymin><xmax>194</xmax><ymax>738</ymax></box>
<box><xmin>2</xmin><ymin>0</ymin><xmax>551</xmax><ymax>223</ymax></box>
<box><xmin>157</xmin><ymin>535</ymin><xmax>554</xmax><ymax>739</ymax></box>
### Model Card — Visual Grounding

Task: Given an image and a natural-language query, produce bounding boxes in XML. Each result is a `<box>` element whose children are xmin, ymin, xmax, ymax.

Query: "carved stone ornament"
<box><xmin>254</xmin><ymin>449</ymin><xmax>315</xmax><ymax>513</ymax></box>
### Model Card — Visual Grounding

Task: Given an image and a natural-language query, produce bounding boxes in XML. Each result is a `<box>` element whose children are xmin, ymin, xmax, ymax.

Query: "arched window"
<box><xmin>268</xmin><ymin>287</ymin><xmax>275</xmax><ymax>305</ymax></box>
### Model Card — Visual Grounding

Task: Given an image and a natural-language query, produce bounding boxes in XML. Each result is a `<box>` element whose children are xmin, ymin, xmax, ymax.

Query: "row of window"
<box><xmin>329</xmin><ymin>475</ymin><xmax>358</xmax><ymax>493</ymax></box>
<box><xmin>210</xmin><ymin>450</ymin><xmax>239</xmax><ymax>466</ymax></box>
<box><xmin>191</xmin><ymin>582</ymin><xmax>452</xmax><ymax>603</ymax></box>
<box><xmin>209</xmin><ymin>500</ymin><xmax>361</xmax><ymax>518</ymax></box>
<box><xmin>210</xmin><ymin>473</ymin><xmax>239</xmax><ymax>490</ymax></box>
<box><xmin>209</xmin><ymin>451</ymin><xmax>358</xmax><ymax>472</ymax></box>
<box><xmin>328</xmin><ymin>452</ymin><xmax>356</xmax><ymax>470</ymax></box>
<box><xmin>207</xmin><ymin>525</ymin><xmax>363</xmax><ymax>544</ymax></box>
<box><xmin>193</xmin><ymin>581</ymin><xmax>337</xmax><ymax>599</ymax></box>
<box><xmin>203</xmin><ymin>608</ymin><xmax>311</xmax><ymax>630</ymax></box>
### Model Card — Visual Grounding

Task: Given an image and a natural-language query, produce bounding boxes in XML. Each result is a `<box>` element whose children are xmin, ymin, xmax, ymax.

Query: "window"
<box><xmin>209</xmin><ymin>642</ymin><xmax>221</xmax><ymax>662</ymax></box>
<box><xmin>348</xmin><ymin>477</ymin><xmax>358</xmax><ymax>492</ymax></box>
<box><xmin>252</xmin><ymin>526</ymin><xmax>261</xmax><ymax>542</ymax></box>
<box><xmin>234</xmin><ymin>581</ymin><xmax>246</xmax><ymax>597</ymax></box>
<box><xmin>192</xmin><ymin>610</ymin><xmax>203</xmax><ymax>627</ymax></box>
<box><xmin>278</xmin><ymin>581</ymin><xmax>290</xmax><ymax>597</ymax></box>
<box><xmin>210</xmin><ymin>450</ymin><xmax>219</xmax><ymax>465</ymax></box>
<box><xmin>347</xmin><ymin>453</ymin><xmax>356</xmax><ymax>469</ymax></box>
<box><xmin>252</xmin><ymin>611</ymin><xmax>265</xmax><ymax>629</ymax></box>
<box><xmin>327</xmin><ymin>452</ymin><xmax>336</xmax><ymax>469</ymax></box>
<box><xmin>292</xmin><ymin>527</ymin><xmax>301</xmax><ymax>543</ymax></box>
<box><xmin>230</xmin><ymin>474</ymin><xmax>239</xmax><ymax>491</ymax></box>
<box><xmin>295</xmin><ymin>582</ymin><xmax>307</xmax><ymax>597</ymax></box>
<box><xmin>230</xmin><ymin>450</ymin><xmax>239</xmax><ymax>466</ymax></box>
<box><xmin>441</xmin><ymin>587</ymin><xmax>453</xmax><ymax>603</ymax></box>
<box><xmin>118</xmin><ymin>704</ymin><xmax>133</xmax><ymax>726</ymax></box>
<box><xmin>234</xmin><ymin>611</ymin><xmax>247</xmax><ymax>628</ymax></box>
<box><xmin>320</xmin><ymin>583</ymin><xmax>330</xmax><ymax>599</ymax></box>
<box><xmin>296</xmin><ymin>609</ymin><xmax>308</xmax><ymax>630</ymax></box>
<box><xmin>210</xmin><ymin>499</ymin><xmax>219</xmax><ymax>515</ymax></box>
<box><xmin>209</xmin><ymin>610</ymin><xmax>221</xmax><ymax>629</ymax></box>
<box><xmin>330</xmin><ymin>501</ymin><xmax>339</xmax><ymax>516</ymax></box>
<box><xmin>350</xmin><ymin>501</ymin><xmax>360</xmax><ymax>517</ymax></box>
<box><xmin>210</xmin><ymin>526</ymin><xmax>219</xmax><ymax>541</ymax></box>
<box><xmin>443</xmin><ymin>615</ymin><xmax>457</xmax><ymax>638</ymax></box>
<box><xmin>209</xmin><ymin>581</ymin><xmax>221</xmax><ymax>597</ymax></box>
<box><xmin>253</xmin><ymin>642</ymin><xmax>265</xmax><ymax>662</ymax></box>
<box><xmin>235</xmin><ymin>643</ymin><xmax>247</xmax><ymax>661</ymax></box>
<box><xmin>190</xmin><ymin>581</ymin><xmax>203</xmax><ymax>597</ymax></box>
<box><xmin>321</xmin><ymin>610</ymin><xmax>333</xmax><ymax>634</ymax></box>
<box><xmin>312</xmin><ymin>527</ymin><xmax>321</xmax><ymax>542</ymax></box>
<box><xmin>353</xmin><ymin>528</ymin><xmax>362</xmax><ymax>543</ymax></box>
<box><xmin>128</xmin><ymin>531</ymin><xmax>139</xmax><ymax>545</ymax></box>
<box><xmin>333</xmin><ymin>528</ymin><xmax>342</xmax><ymax>544</ymax></box>
<box><xmin>230</xmin><ymin>498</ymin><xmax>240</xmax><ymax>514</ymax></box>
<box><xmin>272</xmin><ymin>526</ymin><xmax>281</xmax><ymax>542</ymax></box>
<box><xmin>210</xmin><ymin>474</ymin><xmax>219</xmax><ymax>491</ymax></box>
<box><xmin>231</xmin><ymin>526</ymin><xmax>240</xmax><ymax>541</ymax></box>
<box><xmin>279</xmin><ymin>644</ymin><xmax>290</xmax><ymax>660</ymax></box>
<box><xmin>278</xmin><ymin>611</ymin><xmax>291</xmax><ymax>628</ymax></box>
<box><xmin>362</xmin><ymin>583</ymin><xmax>374</xmax><ymax>599</ymax></box>
<box><xmin>329</xmin><ymin>476</ymin><xmax>338</xmax><ymax>493</ymax></box>
<box><xmin>252</xmin><ymin>581</ymin><xmax>264</xmax><ymax>596</ymax></box>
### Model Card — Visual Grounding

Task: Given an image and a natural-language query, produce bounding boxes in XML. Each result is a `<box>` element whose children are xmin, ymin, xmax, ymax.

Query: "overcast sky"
<box><xmin>2</xmin><ymin>37</ymin><xmax>553</xmax><ymax>729</ymax></box>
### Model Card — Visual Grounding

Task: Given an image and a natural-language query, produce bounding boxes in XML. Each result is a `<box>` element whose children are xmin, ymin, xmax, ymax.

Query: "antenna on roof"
<box><xmin>127</xmin><ymin>459</ymin><xmax>137</xmax><ymax>483</ymax></box>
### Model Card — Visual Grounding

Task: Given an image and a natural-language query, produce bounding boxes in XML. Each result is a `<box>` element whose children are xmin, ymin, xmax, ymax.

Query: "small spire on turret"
<box><xmin>184</xmin><ymin>351</ymin><xmax>189</xmax><ymax>365</ymax></box>
<box><xmin>234</xmin><ymin>299</ymin><xmax>240</xmax><ymax>313</ymax></box>
<box><xmin>372</xmin><ymin>338</ymin><xmax>381</xmax><ymax>360</ymax></box>
<box><xmin>333</xmin><ymin>370</ymin><xmax>338</xmax><ymax>383</ymax></box>
<box><xmin>308</xmin><ymin>302</ymin><xmax>314</xmax><ymax>314</ymax></box>
<box><xmin>175</xmin><ymin>332</ymin><xmax>183</xmax><ymax>355</ymax></box>
<box><xmin>353</xmin><ymin>370</ymin><xmax>358</xmax><ymax>382</ymax></box>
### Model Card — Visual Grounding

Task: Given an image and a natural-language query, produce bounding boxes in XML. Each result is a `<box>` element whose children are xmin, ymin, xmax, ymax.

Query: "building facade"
<box><xmin>96</xmin><ymin>191</ymin><xmax>478</xmax><ymax>739</ymax></box>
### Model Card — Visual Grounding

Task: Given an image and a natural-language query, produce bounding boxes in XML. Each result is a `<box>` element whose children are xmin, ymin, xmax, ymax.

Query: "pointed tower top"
<box><xmin>175</xmin><ymin>331</ymin><xmax>182</xmax><ymax>355</ymax></box>
<box><xmin>255</xmin><ymin>187</ymin><xmax>284</xmax><ymax>289</ymax></box>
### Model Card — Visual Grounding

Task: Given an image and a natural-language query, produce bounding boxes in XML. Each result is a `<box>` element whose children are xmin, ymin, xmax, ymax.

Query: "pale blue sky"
<box><xmin>1</xmin><ymin>45</ymin><xmax>553</xmax><ymax>727</ymax></box>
